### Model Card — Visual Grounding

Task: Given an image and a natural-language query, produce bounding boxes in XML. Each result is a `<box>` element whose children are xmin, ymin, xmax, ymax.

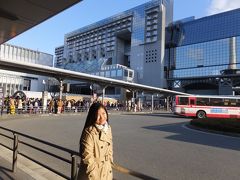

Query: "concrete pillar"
<box><xmin>229</xmin><ymin>37</ymin><xmax>237</xmax><ymax>69</ymax></box>
<box><xmin>42</xmin><ymin>91</ymin><xmax>48</xmax><ymax>111</ymax></box>
<box><xmin>59</xmin><ymin>80</ymin><xmax>63</xmax><ymax>100</ymax></box>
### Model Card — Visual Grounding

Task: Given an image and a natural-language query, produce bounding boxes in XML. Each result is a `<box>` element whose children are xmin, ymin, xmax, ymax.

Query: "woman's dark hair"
<box><xmin>83</xmin><ymin>102</ymin><xmax>108</xmax><ymax>129</ymax></box>
<box><xmin>79</xmin><ymin>102</ymin><xmax>108</xmax><ymax>153</ymax></box>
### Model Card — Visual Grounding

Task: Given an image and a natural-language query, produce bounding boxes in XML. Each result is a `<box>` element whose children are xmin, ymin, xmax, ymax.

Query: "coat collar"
<box><xmin>99</xmin><ymin>130</ymin><xmax>111</xmax><ymax>143</ymax></box>
<box><xmin>92</xmin><ymin>125</ymin><xmax>111</xmax><ymax>143</ymax></box>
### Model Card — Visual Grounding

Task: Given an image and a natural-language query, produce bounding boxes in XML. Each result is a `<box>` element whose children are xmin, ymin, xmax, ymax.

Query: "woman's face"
<box><xmin>96</xmin><ymin>107</ymin><xmax>107</xmax><ymax>125</ymax></box>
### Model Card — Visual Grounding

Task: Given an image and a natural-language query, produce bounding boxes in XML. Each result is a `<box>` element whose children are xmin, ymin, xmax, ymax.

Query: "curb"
<box><xmin>186</xmin><ymin>123</ymin><xmax>240</xmax><ymax>138</ymax></box>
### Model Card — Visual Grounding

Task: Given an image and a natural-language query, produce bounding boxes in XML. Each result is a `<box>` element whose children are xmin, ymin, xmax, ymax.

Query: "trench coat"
<box><xmin>77</xmin><ymin>125</ymin><xmax>113</xmax><ymax>180</ymax></box>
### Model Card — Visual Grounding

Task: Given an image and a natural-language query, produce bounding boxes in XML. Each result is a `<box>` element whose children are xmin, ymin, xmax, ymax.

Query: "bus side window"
<box><xmin>209</xmin><ymin>98</ymin><xmax>223</xmax><ymax>106</ymax></box>
<box><xmin>236</xmin><ymin>99</ymin><xmax>240</xmax><ymax>106</ymax></box>
<box><xmin>223</xmin><ymin>99</ymin><xmax>229</xmax><ymax>106</ymax></box>
<box><xmin>196</xmin><ymin>98</ymin><xmax>209</xmax><ymax>106</ymax></box>
<box><xmin>190</xmin><ymin>99</ymin><xmax>195</xmax><ymax>105</ymax></box>
<box><xmin>179</xmin><ymin>97</ymin><xmax>188</xmax><ymax>105</ymax></box>
<box><xmin>228</xmin><ymin>99</ymin><xmax>237</xmax><ymax>107</ymax></box>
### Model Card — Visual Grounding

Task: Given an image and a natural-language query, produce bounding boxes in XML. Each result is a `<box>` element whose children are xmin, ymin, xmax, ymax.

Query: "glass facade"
<box><xmin>167</xmin><ymin>8</ymin><xmax>240</xmax><ymax>94</ymax></box>
<box><xmin>172</xmin><ymin>37</ymin><xmax>240</xmax><ymax>78</ymax></box>
<box><xmin>173</xmin><ymin>9</ymin><xmax>240</xmax><ymax>47</ymax></box>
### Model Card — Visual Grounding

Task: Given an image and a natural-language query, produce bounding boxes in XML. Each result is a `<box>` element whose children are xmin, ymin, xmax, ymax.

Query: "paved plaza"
<box><xmin>0</xmin><ymin>112</ymin><xmax>240</xmax><ymax>180</ymax></box>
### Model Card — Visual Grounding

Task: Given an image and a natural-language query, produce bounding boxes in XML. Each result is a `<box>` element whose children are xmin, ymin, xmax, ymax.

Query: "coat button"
<box><xmin>101</xmin><ymin>146</ymin><xmax>103</xmax><ymax>149</ymax></box>
<box><xmin>110</xmin><ymin>170</ymin><xmax>112</xmax><ymax>173</ymax></box>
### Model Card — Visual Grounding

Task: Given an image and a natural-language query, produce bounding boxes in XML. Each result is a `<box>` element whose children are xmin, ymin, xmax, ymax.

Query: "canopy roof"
<box><xmin>0</xmin><ymin>0</ymin><xmax>81</xmax><ymax>44</ymax></box>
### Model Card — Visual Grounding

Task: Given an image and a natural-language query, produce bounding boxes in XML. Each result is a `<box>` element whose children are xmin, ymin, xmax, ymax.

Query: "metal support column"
<box><xmin>166</xmin><ymin>96</ymin><xmax>170</xmax><ymax>112</ymax></box>
<box><xmin>151</xmin><ymin>94</ymin><xmax>154</xmax><ymax>112</ymax></box>
<box><xmin>71</xmin><ymin>155</ymin><xmax>77</xmax><ymax>180</ymax></box>
<box><xmin>12</xmin><ymin>134</ymin><xmax>18</xmax><ymax>172</ymax></box>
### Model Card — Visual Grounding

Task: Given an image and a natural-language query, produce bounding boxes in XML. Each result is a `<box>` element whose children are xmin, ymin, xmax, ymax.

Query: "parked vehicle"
<box><xmin>174</xmin><ymin>95</ymin><xmax>240</xmax><ymax>119</ymax></box>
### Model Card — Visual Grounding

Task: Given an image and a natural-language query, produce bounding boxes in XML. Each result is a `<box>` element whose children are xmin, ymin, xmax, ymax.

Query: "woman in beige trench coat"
<box><xmin>78</xmin><ymin>102</ymin><xmax>113</xmax><ymax>180</ymax></box>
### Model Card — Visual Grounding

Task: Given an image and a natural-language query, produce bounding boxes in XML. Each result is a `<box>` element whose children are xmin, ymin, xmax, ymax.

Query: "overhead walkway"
<box><xmin>0</xmin><ymin>58</ymin><xmax>190</xmax><ymax>96</ymax></box>
<box><xmin>63</xmin><ymin>58</ymin><xmax>107</xmax><ymax>73</ymax></box>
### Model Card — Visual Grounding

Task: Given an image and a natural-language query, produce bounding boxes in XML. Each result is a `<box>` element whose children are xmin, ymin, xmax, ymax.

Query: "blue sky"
<box><xmin>7</xmin><ymin>0</ymin><xmax>240</xmax><ymax>56</ymax></box>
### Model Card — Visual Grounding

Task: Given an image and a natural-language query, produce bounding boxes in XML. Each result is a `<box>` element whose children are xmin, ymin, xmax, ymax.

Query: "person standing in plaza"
<box><xmin>57</xmin><ymin>99</ymin><xmax>63</xmax><ymax>113</ymax></box>
<box><xmin>48</xmin><ymin>99</ymin><xmax>54</xmax><ymax>114</ymax></box>
<box><xmin>17</xmin><ymin>98</ymin><xmax>23</xmax><ymax>114</ymax></box>
<box><xmin>9</xmin><ymin>97</ymin><xmax>15</xmax><ymax>114</ymax></box>
<box><xmin>78</xmin><ymin>102</ymin><xmax>113</xmax><ymax>180</ymax></box>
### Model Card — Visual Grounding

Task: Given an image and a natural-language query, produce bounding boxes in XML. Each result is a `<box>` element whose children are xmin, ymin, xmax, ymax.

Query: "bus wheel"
<box><xmin>196</xmin><ymin>110</ymin><xmax>206</xmax><ymax>119</ymax></box>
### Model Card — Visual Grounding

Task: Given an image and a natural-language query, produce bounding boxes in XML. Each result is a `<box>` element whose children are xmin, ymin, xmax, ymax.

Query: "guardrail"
<box><xmin>0</xmin><ymin>105</ymin><xmax>89</xmax><ymax>115</ymax></box>
<box><xmin>0</xmin><ymin>105</ymin><xmax>165</xmax><ymax>116</ymax></box>
<box><xmin>0</xmin><ymin>126</ymin><xmax>78</xmax><ymax>180</ymax></box>
<box><xmin>0</xmin><ymin>126</ymin><xmax>159</xmax><ymax>180</ymax></box>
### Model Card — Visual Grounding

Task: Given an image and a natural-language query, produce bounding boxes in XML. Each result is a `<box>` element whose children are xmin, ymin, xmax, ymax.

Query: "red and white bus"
<box><xmin>174</xmin><ymin>95</ymin><xmax>240</xmax><ymax>119</ymax></box>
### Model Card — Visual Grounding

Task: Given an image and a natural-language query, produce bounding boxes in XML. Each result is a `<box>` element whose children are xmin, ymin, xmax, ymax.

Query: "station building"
<box><xmin>55</xmin><ymin>0</ymin><xmax>240</xmax><ymax>97</ymax></box>
<box><xmin>167</xmin><ymin>9</ymin><xmax>240</xmax><ymax>95</ymax></box>
<box><xmin>0</xmin><ymin>43</ymin><xmax>53</xmax><ymax>97</ymax></box>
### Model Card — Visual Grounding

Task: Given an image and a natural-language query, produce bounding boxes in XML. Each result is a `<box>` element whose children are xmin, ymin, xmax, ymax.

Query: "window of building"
<box><xmin>106</xmin><ymin>71</ymin><xmax>110</xmax><ymax>77</ymax></box>
<box><xmin>23</xmin><ymin>79</ymin><xmax>31</xmax><ymax>91</ymax></box>
<box><xmin>129</xmin><ymin>71</ymin><xmax>133</xmax><ymax>78</ymax></box>
<box><xmin>117</xmin><ymin>69</ymin><xmax>122</xmax><ymax>77</ymax></box>
<box><xmin>111</xmin><ymin>70</ymin><xmax>116</xmax><ymax>77</ymax></box>
<box><xmin>100</xmin><ymin>72</ymin><xmax>104</xmax><ymax>76</ymax></box>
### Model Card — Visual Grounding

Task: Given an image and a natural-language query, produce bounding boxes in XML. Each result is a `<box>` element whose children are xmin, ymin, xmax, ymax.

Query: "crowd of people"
<box><xmin>0</xmin><ymin>97</ymin><xmax>125</xmax><ymax>115</ymax></box>
<box><xmin>0</xmin><ymin>96</ymin><xmax>168</xmax><ymax>115</ymax></box>
<box><xmin>1</xmin><ymin>96</ymin><xmax>92</xmax><ymax>115</ymax></box>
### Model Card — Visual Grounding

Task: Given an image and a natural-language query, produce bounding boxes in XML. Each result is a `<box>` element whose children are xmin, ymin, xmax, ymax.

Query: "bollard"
<box><xmin>71</xmin><ymin>155</ymin><xmax>77</xmax><ymax>180</ymax></box>
<box><xmin>12</xmin><ymin>134</ymin><xmax>18</xmax><ymax>172</ymax></box>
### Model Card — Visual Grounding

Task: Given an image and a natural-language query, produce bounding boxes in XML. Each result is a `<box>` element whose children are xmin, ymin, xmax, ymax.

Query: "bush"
<box><xmin>190</xmin><ymin>118</ymin><xmax>240</xmax><ymax>134</ymax></box>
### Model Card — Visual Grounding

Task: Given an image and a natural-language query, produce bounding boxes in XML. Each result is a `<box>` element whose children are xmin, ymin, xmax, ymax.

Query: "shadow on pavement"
<box><xmin>113</xmin><ymin>163</ymin><xmax>159</xmax><ymax>180</ymax></box>
<box><xmin>0</xmin><ymin>166</ymin><xmax>14</xmax><ymax>180</ymax></box>
<box><xmin>0</xmin><ymin>155</ymin><xmax>34</xmax><ymax>180</ymax></box>
<box><xmin>142</xmin><ymin>122</ymin><xmax>240</xmax><ymax>151</ymax></box>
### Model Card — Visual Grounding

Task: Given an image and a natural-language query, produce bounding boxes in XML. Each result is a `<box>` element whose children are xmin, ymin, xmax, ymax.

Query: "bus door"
<box><xmin>189</xmin><ymin>97</ymin><xmax>196</xmax><ymax>107</ymax></box>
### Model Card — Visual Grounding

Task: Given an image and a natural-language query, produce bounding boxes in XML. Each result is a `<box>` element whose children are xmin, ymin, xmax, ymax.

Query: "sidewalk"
<box><xmin>0</xmin><ymin>145</ymin><xmax>65</xmax><ymax>180</ymax></box>
<box><xmin>0</xmin><ymin>155</ymin><xmax>34</xmax><ymax>180</ymax></box>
